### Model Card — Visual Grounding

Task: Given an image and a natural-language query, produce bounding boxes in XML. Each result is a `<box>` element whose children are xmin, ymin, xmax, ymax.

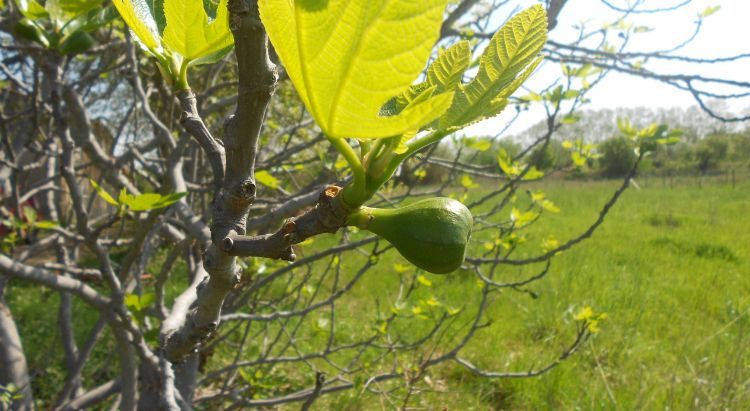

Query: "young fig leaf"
<box><xmin>440</xmin><ymin>4</ymin><xmax>547</xmax><ymax>130</ymax></box>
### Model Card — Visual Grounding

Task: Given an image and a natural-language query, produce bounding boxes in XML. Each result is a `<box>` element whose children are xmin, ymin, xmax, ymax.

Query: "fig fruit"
<box><xmin>347</xmin><ymin>197</ymin><xmax>473</xmax><ymax>274</ymax></box>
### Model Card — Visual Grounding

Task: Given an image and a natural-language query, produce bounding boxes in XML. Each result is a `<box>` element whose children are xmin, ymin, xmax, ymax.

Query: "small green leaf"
<box><xmin>118</xmin><ymin>187</ymin><xmax>132</xmax><ymax>206</ymax></box>
<box><xmin>139</xmin><ymin>292</ymin><xmax>155</xmax><ymax>308</ymax></box>
<box><xmin>255</xmin><ymin>170</ymin><xmax>280</xmax><ymax>189</ymax></box>
<box><xmin>522</xmin><ymin>166</ymin><xmax>544</xmax><ymax>180</ymax></box>
<box><xmin>460</xmin><ymin>174</ymin><xmax>478</xmax><ymax>189</ymax></box>
<box><xmin>122</xmin><ymin>192</ymin><xmax>187</xmax><ymax>211</ymax></box>
<box><xmin>58</xmin><ymin>30</ymin><xmax>96</xmax><ymax>55</ymax></box>
<box><xmin>416</xmin><ymin>275</ymin><xmax>432</xmax><ymax>287</ymax></box>
<box><xmin>153</xmin><ymin>192</ymin><xmax>188</xmax><ymax>208</ymax></box>
<box><xmin>617</xmin><ymin>117</ymin><xmax>637</xmax><ymax>137</ymax></box>
<box><xmin>21</xmin><ymin>205</ymin><xmax>37</xmax><ymax>225</ymax></box>
<box><xmin>522</xmin><ymin>92</ymin><xmax>543</xmax><ymax>102</ymax></box>
<box><xmin>699</xmin><ymin>5</ymin><xmax>720</xmax><ymax>18</ymax></box>
<box><xmin>571</xmin><ymin>151</ymin><xmax>586</xmax><ymax>167</ymax></box>
<box><xmin>13</xmin><ymin>18</ymin><xmax>51</xmax><ymax>47</ymax></box>
<box><xmin>124</xmin><ymin>293</ymin><xmax>141</xmax><ymax>310</ymax></box>
<box><xmin>59</xmin><ymin>0</ymin><xmax>104</xmax><ymax>15</ymax></box>
<box><xmin>510</xmin><ymin>207</ymin><xmax>537</xmax><ymax>227</ymax></box>
<box><xmin>15</xmin><ymin>0</ymin><xmax>49</xmax><ymax>19</ymax></box>
<box><xmin>33</xmin><ymin>220</ymin><xmax>59</xmax><ymax>230</ymax></box>
<box><xmin>90</xmin><ymin>179</ymin><xmax>119</xmax><ymax>206</ymax></box>
<box><xmin>124</xmin><ymin>193</ymin><xmax>161</xmax><ymax>211</ymax></box>
<box><xmin>124</xmin><ymin>292</ymin><xmax>155</xmax><ymax>310</ymax></box>
<box><xmin>61</xmin><ymin>6</ymin><xmax>119</xmax><ymax>37</ymax></box>
<box><xmin>540</xmin><ymin>199</ymin><xmax>560</xmax><ymax>213</ymax></box>
<box><xmin>465</xmin><ymin>138</ymin><xmax>492</xmax><ymax>151</ymax></box>
<box><xmin>562</xmin><ymin>89</ymin><xmax>580</xmax><ymax>99</ymax></box>
<box><xmin>393</xmin><ymin>263</ymin><xmax>412</xmax><ymax>274</ymax></box>
<box><xmin>497</xmin><ymin>149</ymin><xmax>520</xmax><ymax>177</ymax></box>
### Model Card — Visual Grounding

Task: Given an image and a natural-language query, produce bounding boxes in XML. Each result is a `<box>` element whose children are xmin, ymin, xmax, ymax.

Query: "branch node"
<box><xmin>221</xmin><ymin>236</ymin><xmax>234</xmax><ymax>252</ymax></box>
<box><xmin>282</xmin><ymin>220</ymin><xmax>296</xmax><ymax>234</ymax></box>
<box><xmin>179</xmin><ymin>111</ymin><xmax>190</xmax><ymax>123</ymax></box>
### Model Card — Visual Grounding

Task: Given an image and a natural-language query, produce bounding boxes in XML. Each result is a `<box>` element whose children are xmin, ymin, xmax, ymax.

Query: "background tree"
<box><xmin>0</xmin><ymin>0</ymin><xmax>747</xmax><ymax>409</ymax></box>
<box><xmin>598</xmin><ymin>135</ymin><xmax>637</xmax><ymax>178</ymax></box>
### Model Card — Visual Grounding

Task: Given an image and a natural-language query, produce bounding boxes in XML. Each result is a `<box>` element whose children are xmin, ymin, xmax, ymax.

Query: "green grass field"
<box><xmin>318</xmin><ymin>177</ymin><xmax>750</xmax><ymax>410</ymax></box>
<box><xmin>490</xmin><ymin>178</ymin><xmax>750</xmax><ymax>410</ymax></box>
<box><xmin>6</xmin><ymin>177</ymin><xmax>750</xmax><ymax>409</ymax></box>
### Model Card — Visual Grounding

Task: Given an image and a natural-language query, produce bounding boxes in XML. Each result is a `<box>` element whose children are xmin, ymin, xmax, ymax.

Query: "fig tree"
<box><xmin>347</xmin><ymin>197</ymin><xmax>473</xmax><ymax>274</ymax></box>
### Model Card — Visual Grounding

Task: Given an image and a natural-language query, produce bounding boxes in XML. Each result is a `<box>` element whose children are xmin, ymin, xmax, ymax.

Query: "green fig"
<box><xmin>347</xmin><ymin>197</ymin><xmax>473</xmax><ymax>274</ymax></box>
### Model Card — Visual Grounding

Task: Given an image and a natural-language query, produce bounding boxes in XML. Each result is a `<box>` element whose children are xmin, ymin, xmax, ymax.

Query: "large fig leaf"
<box><xmin>258</xmin><ymin>0</ymin><xmax>453</xmax><ymax>139</ymax></box>
<box><xmin>111</xmin><ymin>0</ymin><xmax>162</xmax><ymax>53</ymax></box>
<box><xmin>162</xmin><ymin>0</ymin><xmax>232</xmax><ymax>63</ymax></box>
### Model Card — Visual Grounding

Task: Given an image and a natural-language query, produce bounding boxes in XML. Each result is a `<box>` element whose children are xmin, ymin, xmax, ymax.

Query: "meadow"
<box><xmin>6</xmin><ymin>176</ymin><xmax>749</xmax><ymax>409</ymax></box>
<box><xmin>321</xmin><ymin>176</ymin><xmax>750</xmax><ymax>409</ymax></box>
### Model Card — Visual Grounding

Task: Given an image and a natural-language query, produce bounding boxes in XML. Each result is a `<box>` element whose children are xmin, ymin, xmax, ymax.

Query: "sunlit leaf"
<box><xmin>255</xmin><ymin>170</ymin><xmax>280</xmax><ymax>189</ymax></box>
<box><xmin>21</xmin><ymin>206</ymin><xmax>37</xmax><ymax>225</ymax></box>
<box><xmin>111</xmin><ymin>0</ymin><xmax>162</xmax><ymax>53</ymax></box>
<box><xmin>465</xmin><ymin>138</ymin><xmax>492</xmax><ymax>151</ymax></box>
<box><xmin>15</xmin><ymin>0</ymin><xmax>49</xmax><ymax>19</ymax></box>
<box><xmin>124</xmin><ymin>193</ymin><xmax>161</xmax><ymax>211</ymax></box>
<box><xmin>56</xmin><ymin>0</ymin><xmax>104</xmax><ymax>18</ymax></box>
<box><xmin>33</xmin><ymin>220</ymin><xmax>59</xmax><ymax>230</ymax></box>
<box><xmin>259</xmin><ymin>0</ymin><xmax>454</xmax><ymax>139</ymax></box>
<box><xmin>460</xmin><ymin>174</ymin><xmax>478</xmax><ymax>189</ymax></box>
<box><xmin>13</xmin><ymin>18</ymin><xmax>51</xmax><ymax>47</ymax></box>
<box><xmin>416</xmin><ymin>274</ymin><xmax>432</xmax><ymax>287</ymax></box>
<box><xmin>90</xmin><ymin>179</ymin><xmax>118</xmax><ymax>206</ymax></box>
<box><xmin>427</xmin><ymin>41</ymin><xmax>472</xmax><ymax>94</ymax></box>
<box><xmin>163</xmin><ymin>0</ymin><xmax>232</xmax><ymax>63</ymax></box>
<box><xmin>700</xmin><ymin>5</ymin><xmax>720</xmax><ymax>18</ymax></box>
<box><xmin>440</xmin><ymin>5</ymin><xmax>547</xmax><ymax>130</ymax></box>
<box><xmin>121</xmin><ymin>193</ymin><xmax>187</xmax><ymax>211</ymax></box>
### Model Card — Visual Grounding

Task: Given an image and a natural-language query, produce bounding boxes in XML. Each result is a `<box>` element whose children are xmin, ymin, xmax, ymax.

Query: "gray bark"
<box><xmin>0</xmin><ymin>278</ymin><xmax>33</xmax><ymax>411</ymax></box>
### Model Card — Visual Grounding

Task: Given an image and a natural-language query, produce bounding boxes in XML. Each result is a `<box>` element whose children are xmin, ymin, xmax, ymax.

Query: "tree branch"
<box><xmin>0</xmin><ymin>254</ymin><xmax>110</xmax><ymax>309</ymax></box>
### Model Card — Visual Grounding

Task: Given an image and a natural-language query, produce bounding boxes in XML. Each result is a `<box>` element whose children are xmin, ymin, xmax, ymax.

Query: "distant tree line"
<box><xmin>411</xmin><ymin>105</ymin><xmax>750</xmax><ymax>183</ymax></box>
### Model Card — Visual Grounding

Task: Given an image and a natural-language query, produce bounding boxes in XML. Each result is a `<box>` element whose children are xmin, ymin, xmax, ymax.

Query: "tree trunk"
<box><xmin>0</xmin><ymin>278</ymin><xmax>34</xmax><ymax>410</ymax></box>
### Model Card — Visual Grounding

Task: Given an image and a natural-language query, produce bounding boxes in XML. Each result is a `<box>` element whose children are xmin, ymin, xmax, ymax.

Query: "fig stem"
<box><xmin>329</xmin><ymin>137</ymin><xmax>367</xmax><ymax>207</ymax></box>
<box><xmin>345</xmin><ymin>207</ymin><xmax>374</xmax><ymax>229</ymax></box>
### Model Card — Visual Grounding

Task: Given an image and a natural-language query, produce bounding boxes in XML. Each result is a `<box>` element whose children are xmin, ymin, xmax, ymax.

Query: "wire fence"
<box><xmin>637</xmin><ymin>168</ymin><xmax>749</xmax><ymax>190</ymax></box>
